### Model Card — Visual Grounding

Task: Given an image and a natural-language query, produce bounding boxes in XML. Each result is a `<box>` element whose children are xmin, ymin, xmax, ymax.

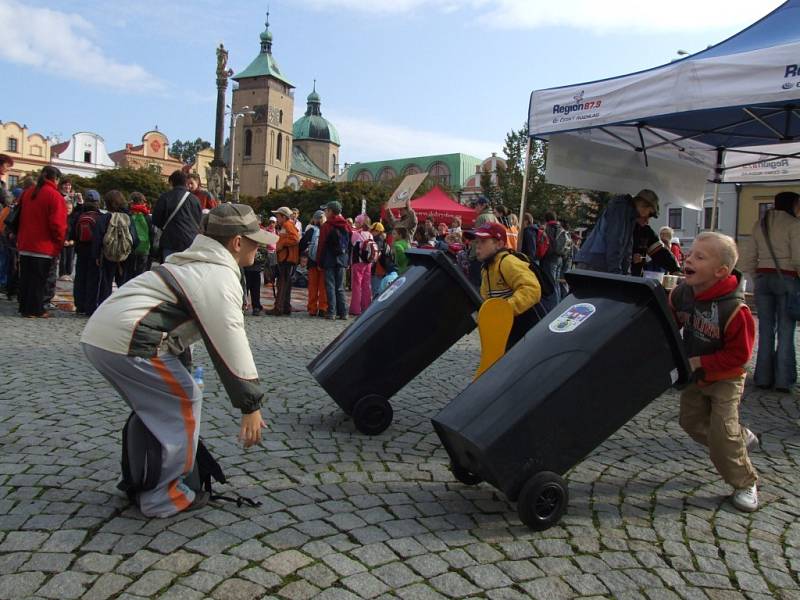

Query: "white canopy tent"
<box><xmin>524</xmin><ymin>0</ymin><xmax>800</xmax><ymax>225</ymax></box>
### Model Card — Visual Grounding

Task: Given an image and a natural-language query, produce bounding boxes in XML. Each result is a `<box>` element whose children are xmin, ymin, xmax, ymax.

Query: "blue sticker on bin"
<box><xmin>548</xmin><ymin>303</ymin><xmax>596</xmax><ymax>333</ymax></box>
<box><xmin>377</xmin><ymin>276</ymin><xmax>407</xmax><ymax>303</ymax></box>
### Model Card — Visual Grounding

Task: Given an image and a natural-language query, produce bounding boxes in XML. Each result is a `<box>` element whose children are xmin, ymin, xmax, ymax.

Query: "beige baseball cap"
<box><xmin>204</xmin><ymin>203</ymin><xmax>278</xmax><ymax>246</ymax></box>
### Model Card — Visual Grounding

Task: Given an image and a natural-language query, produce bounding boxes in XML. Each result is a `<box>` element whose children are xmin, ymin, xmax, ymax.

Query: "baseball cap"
<box><xmin>634</xmin><ymin>189</ymin><xmax>660</xmax><ymax>217</ymax></box>
<box><xmin>370</xmin><ymin>222</ymin><xmax>385</xmax><ymax>233</ymax></box>
<box><xmin>204</xmin><ymin>203</ymin><xmax>278</xmax><ymax>246</ymax></box>
<box><xmin>271</xmin><ymin>206</ymin><xmax>293</xmax><ymax>218</ymax></box>
<box><xmin>472</xmin><ymin>222</ymin><xmax>508</xmax><ymax>243</ymax></box>
<box><xmin>321</xmin><ymin>200</ymin><xmax>342</xmax><ymax>214</ymax></box>
<box><xmin>85</xmin><ymin>189</ymin><xmax>101</xmax><ymax>203</ymax></box>
<box><xmin>312</xmin><ymin>210</ymin><xmax>324</xmax><ymax>220</ymax></box>
<box><xmin>475</xmin><ymin>195</ymin><xmax>490</xmax><ymax>206</ymax></box>
<box><xmin>269</xmin><ymin>216</ymin><xmax>277</xmax><ymax>222</ymax></box>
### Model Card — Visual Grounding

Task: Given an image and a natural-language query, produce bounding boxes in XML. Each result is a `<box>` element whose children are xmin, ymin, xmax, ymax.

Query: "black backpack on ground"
<box><xmin>118</xmin><ymin>411</ymin><xmax>261</xmax><ymax>508</ymax></box>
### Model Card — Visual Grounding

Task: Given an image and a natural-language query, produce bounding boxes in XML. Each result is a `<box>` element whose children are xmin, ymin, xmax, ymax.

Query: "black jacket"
<box><xmin>152</xmin><ymin>187</ymin><xmax>202</xmax><ymax>254</ymax></box>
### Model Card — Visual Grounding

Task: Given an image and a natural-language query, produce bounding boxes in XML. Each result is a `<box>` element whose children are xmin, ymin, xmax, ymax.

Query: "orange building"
<box><xmin>109</xmin><ymin>130</ymin><xmax>184</xmax><ymax>179</ymax></box>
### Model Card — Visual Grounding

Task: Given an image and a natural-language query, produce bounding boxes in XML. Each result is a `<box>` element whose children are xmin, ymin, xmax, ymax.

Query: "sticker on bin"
<box><xmin>377</xmin><ymin>276</ymin><xmax>407</xmax><ymax>303</ymax></box>
<box><xmin>548</xmin><ymin>303</ymin><xmax>596</xmax><ymax>333</ymax></box>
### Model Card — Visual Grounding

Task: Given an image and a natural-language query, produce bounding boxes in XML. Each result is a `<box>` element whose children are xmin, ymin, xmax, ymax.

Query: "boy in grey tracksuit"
<box><xmin>81</xmin><ymin>204</ymin><xmax>277</xmax><ymax>517</ymax></box>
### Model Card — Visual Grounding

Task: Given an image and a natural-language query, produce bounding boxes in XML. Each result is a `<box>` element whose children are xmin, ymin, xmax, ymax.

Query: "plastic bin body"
<box><xmin>308</xmin><ymin>249</ymin><xmax>483</xmax><ymax>417</ymax></box>
<box><xmin>432</xmin><ymin>270</ymin><xmax>690</xmax><ymax>501</ymax></box>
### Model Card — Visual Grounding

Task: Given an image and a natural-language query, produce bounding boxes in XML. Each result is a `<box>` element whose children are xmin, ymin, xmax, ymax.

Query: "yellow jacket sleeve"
<box><xmin>498</xmin><ymin>255</ymin><xmax>541</xmax><ymax>316</ymax></box>
<box><xmin>479</xmin><ymin>266</ymin><xmax>489</xmax><ymax>302</ymax></box>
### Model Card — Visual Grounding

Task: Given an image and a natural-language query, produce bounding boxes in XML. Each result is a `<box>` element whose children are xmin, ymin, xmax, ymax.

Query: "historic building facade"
<box><xmin>346</xmin><ymin>152</ymin><xmax>482</xmax><ymax>194</ymax></box>
<box><xmin>50</xmin><ymin>131</ymin><xmax>115</xmax><ymax>178</ymax></box>
<box><xmin>0</xmin><ymin>120</ymin><xmax>51</xmax><ymax>188</ymax></box>
<box><xmin>231</xmin><ymin>15</ymin><xmax>341</xmax><ymax>197</ymax></box>
<box><xmin>108</xmin><ymin>130</ymin><xmax>185</xmax><ymax>179</ymax></box>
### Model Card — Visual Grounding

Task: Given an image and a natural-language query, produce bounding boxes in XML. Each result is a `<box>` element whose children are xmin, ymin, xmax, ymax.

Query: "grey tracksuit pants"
<box><xmin>82</xmin><ymin>343</ymin><xmax>202</xmax><ymax>517</ymax></box>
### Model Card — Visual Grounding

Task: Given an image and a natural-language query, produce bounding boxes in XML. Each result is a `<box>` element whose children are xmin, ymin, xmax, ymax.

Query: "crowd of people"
<box><xmin>2</xmin><ymin>151</ymin><xmax>798</xmax><ymax>517</ymax></box>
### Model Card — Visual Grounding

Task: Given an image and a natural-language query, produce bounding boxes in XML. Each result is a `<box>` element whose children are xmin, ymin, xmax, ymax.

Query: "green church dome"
<box><xmin>293</xmin><ymin>83</ymin><xmax>340</xmax><ymax>145</ymax></box>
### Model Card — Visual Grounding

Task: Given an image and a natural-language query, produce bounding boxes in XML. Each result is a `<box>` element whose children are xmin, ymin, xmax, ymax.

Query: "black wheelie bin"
<box><xmin>432</xmin><ymin>270</ymin><xmax>691</xmax><ymax>531</ymax></box>
<box><xmin>308</xmin><ymin>249</ymin><xmax>483</xmax><ymax>435</ymax></box>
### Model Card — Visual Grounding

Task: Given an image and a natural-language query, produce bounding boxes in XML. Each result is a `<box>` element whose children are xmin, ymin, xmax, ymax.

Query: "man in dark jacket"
<box><xmin>316</xmin><ymin>201</ymin><xmax>351</xmax><ymax>320</ymax></box>
<box><xmin>152</xmin><ymin>170</ymin><xmax>201</xmax><ymax>262</ymax></box>
<box><xmin>575</xmin><ymin>189</ymin><xmax>659</xmax><ymax>274</ymax></box>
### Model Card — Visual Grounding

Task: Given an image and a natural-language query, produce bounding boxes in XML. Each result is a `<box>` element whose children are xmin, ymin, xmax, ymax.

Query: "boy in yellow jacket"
<box><xmin>474</xmin><ymin>222</ymin><xmax>542</xmax><ymax>349</ymax></box>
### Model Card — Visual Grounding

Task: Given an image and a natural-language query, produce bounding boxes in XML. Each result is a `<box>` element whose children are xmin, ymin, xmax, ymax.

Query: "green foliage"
<box><xmin>170</xmin><ymin>138</ymin><xmax>211</xmax><ymax>165</ymax></box>
<box><xmin>257</xmin><ymin>181</ymin><xmax>394</xmax><ymax>224</ymax></box>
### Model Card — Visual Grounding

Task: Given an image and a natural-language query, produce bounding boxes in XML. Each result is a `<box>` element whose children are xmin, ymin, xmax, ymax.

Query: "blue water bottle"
<box><xmin>193</xmin><ymin>366</ymin><xmax>204</xmax><ymax>393</ymax></box>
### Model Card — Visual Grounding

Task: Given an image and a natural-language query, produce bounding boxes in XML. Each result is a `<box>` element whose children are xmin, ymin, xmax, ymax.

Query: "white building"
<box><xmin>50</xmin><ymin>132</ymin><xmax>115</xmax><ymax>178</ymax></box>
<box><xmin>650</xmin><ymin>183</ymin><xmax>738</xmax><ymax>251</ymax></box>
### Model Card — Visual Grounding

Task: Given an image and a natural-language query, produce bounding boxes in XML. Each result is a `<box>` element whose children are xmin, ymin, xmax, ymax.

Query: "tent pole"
<box><xmin>517</xmin><ymin>137</ymin><xmax>533</xmax><ymax>250</ymax></box>
<box><xmin>710</xmin><ymin>147</ymin><xmax>724</xmax><ymax>233</ymax></box>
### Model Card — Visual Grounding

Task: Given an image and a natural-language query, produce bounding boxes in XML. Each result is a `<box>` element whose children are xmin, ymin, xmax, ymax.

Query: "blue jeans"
<box><xmin>324</xmin><ymin>267</ymin><xmax>347</xmax><ymax>317</ymax></box>
<box><xmin>754</xmin><ymin>272</ymin><xmax>798</xmax><ymax>389</ymax></box>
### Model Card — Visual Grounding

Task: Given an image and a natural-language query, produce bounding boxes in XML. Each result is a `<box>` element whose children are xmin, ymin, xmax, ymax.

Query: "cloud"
<box><xmin>328</xmin><ymin>113</ymin><xmax>499</xmax><ymax>164</ymax></box>
<box><xmin>0</xmin><ymin>0</ymin><xmax>163</xmax><ymax>92</ymax></box>
<box><xmin>298</xmin><ymin>0</ymin><xmax>784</xmax><ymax>33</ymax></box>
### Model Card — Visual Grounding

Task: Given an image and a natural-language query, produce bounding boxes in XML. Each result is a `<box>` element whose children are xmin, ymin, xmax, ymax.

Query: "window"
<box><xmin>377</xmin><ymin>167</ymin><xmax>397</xmax><ymax>182</ymax></box>
<box><xmin>355</xmin><ymin>169</ymin><xmax>373</xmax><ymax>182</ymax></box>
<box><xmin>6</xmin><ymin>137</ymin><xmax>17</xmax><ymax>152</ymax></box>
<box><xmin>275</xmin><ymin>175</ymin><xmax>279</xmax><ymax>189</ymax></box>
<box><xmin>279</xmin><ymin>109</ymin><xmax>284</xmax><ymax>124</ymax></box>
<box><xmin>8</xmin><ymin>175</ymin><xmax>18</xmax><ymax>188</ymax></box>
<box><xmin>84</xmin><ymin>151</ymin><xmax>92</xmax><ymax>163</ymax></box>
<box><xmin>704</xmin><ymin>206</ymin><xmax>720</xmax><ymax>230</ymax></box>
<box><xmin>31</xmin><ymin>146</ymin><xmax>41</xmax><ymax>157</ymax></box>
<box><xmin>244</xmin><ymin>129</ymin><xmax>253</xmax><ymax>158</ymax></box>
<box><xmin>276</xmin><ymin>133</ymin><xmax>283</xmax><ymax>161</ymax></box>
<box><xmin>403</xmin><ymin>164</ymin><xmax>421</xmax><ymax>176</ymax></box>
<box><xmin>331</xmin><ymin>154</ymin><xmax>336</xmax><ymax>173</ymax></box>
<box><xmin>428</xmin><ymin>162</ymin><xmax>450</xmax><ymax>186</ymax></box>
<box><xmin>668</xmin><ymin>208</ymin><xmax>682</xmax><ymax>230</ymax></box>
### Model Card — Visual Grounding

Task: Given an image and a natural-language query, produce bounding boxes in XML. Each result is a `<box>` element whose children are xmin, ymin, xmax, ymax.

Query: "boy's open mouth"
<box><xmin>684</xmin><ymin>267</ymin><xmax>696</xmax><ymax>275</ymax></box>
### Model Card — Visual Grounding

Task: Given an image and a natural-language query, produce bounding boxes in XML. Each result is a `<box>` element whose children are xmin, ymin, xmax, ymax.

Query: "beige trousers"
<box><xmin>679</xmin><ymin>375</ymin><xmax>758</xmax><ymax>489</ymax></box>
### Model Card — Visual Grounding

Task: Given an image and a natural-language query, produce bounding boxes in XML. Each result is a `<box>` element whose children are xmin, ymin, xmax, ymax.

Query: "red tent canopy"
<box><xmin>388</xmin><ymin>186</ymin><xmax>475</xmax><ymax>229</ymax></box>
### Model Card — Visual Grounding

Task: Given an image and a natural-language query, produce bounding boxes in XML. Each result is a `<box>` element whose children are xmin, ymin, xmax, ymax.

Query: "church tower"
<box><xmin>293</xmin><ymin>82</ymin><xmax>341</xmax><ymax>179</ymax></box>
<box><xmin>231</xmin><ymin>13</ymin><xmax>295</xmax><ymax>197</ymax></box>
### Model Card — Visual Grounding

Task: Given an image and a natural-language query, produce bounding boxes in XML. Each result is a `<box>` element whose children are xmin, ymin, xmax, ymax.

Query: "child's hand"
<box><xmin>689</xmin><ymin>356</ymin><xmax>702</xmax><ymax>371</ymax></box>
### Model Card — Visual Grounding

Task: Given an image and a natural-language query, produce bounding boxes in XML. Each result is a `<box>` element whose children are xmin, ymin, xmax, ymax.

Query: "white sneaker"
<box><xmin>732</xmin><ymin>484</ymin><xmax>759</xmax><ymax>512</ymax></box>
<box><xmin>743</xmin><ymin>427</ymin><xmax>760</xmax><ymax>451</ymax></box>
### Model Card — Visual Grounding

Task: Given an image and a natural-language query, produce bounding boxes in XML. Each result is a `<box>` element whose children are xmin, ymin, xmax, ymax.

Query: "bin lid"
<box><xmin>565</xmin><ymin>269</ymin><xmax>691</xmax><ymax>385</ymax></box>
<box><xmin>406</xmin><ymin>249</ymin><xmax>483</xmax><ymax>309</ymax></box>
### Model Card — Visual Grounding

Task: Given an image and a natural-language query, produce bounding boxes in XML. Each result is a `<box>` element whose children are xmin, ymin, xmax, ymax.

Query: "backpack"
<box><xmin>118</xmin><ymin>411</ymin><xmax>261</xmax><ymax>508</ymax></box>
<box><xmin>329</xmin><ymin>226</ymin><xmax>349</xmax><ymax>257</ymax></box>
<box><xmin>102</xmin><ymin>212</ymin><xmax>133</xmax><ymax>262</ymax></box>
<box><xmin>534</xmin><ymin>227</ymin><xmax>550</xmax><ymax>260</ymax></box>
<box><xmin>132</xmin><ymin>212</ymin><xmax>150</xmax><ymax>256</ymax></box>
<box><xmin>360</xmin><ymin>238</ymin><xmax>380</xmax><ymax>264</ymax></box>
<box><xmin>497</xmin><ymin>250</ymin><xmax>556</xmax><ymax>300</ymax></box>
<box><xmin>77</xmin><ymin>211</ymin><xmax>99</xmax><ymax>243</ymax></box>
<box><xmin>545</xmin><ymin>222</ymin><xmax>570</xmax><ymax>258</ymax></box>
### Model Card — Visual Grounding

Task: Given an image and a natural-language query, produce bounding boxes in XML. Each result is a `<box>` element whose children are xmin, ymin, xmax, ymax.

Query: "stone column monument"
<box><xmin>210</xmin><ymin>44</ymin><xmax>233</xmax><ymax>201</ymax></box>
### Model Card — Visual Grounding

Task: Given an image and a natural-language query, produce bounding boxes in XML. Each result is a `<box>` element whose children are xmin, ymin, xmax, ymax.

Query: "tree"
<box><xmin>170</xmin><ymin>138</ymin><xmax>211</xmax><ymax>165</ymax></box>
<box><xmin>73</xmin><ymin>168</ymin><xmax>169</xmax><ymax>205</ymax></box>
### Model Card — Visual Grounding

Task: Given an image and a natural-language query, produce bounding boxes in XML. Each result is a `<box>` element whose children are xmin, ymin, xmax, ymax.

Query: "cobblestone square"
<box><xmin>0</xmin><ymin>294</ymin><xmax>798</xmax><ymax>599</ymax></box>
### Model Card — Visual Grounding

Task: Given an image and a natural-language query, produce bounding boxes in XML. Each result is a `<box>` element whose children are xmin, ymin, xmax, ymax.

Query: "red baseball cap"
<box><xmin>472</xmin><ymin>222</ymin><xmax>507</xmax><ymax>242</ymax></box>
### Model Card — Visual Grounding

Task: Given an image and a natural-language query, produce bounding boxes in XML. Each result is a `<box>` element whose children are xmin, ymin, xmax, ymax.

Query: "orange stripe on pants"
<box><xmin>151</xmin><ymin>357</ymin><xmax>196</xmax><ymax>511</ymax></box>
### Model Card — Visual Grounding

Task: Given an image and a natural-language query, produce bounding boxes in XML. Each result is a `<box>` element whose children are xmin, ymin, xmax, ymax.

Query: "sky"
<box><xmin>0</xmin><ymin>0</ymin><xmax>785</xmax><ymax>167</ymax></box>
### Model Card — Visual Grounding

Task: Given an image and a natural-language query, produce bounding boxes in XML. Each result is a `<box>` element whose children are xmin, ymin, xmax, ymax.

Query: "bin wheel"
<box><xmin>517</xmin><ymin>471</ymin><xmax>568</xmax><ymax>531</ymax></box>
<box><xmin>450</xmin><ymin>462</ymin><xmax>483</xmax><ymax>486</ymax></box>
<box><xmin>352</xmin><ymin>395</ymin><xmax>393</xmax><ymax>436</ymax></box>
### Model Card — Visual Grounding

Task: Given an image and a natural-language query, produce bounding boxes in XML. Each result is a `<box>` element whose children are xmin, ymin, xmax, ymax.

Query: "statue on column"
<box><xmin>211</xmin><ymin>43</ymin><xmax>233</xmax><ymax>200</ymax></box>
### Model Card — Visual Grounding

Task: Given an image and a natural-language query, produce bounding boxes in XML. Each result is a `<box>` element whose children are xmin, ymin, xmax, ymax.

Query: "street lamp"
<box><xmin>226</xmin><ymin>104</ymin><xmax>256</xmax><ymax>203</ymax></box>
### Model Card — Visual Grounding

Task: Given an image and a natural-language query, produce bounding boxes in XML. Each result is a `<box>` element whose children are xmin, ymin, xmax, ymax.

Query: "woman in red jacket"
<box><xmin>16</xmin><ymin>166</ymin><xmax>67</xmax><ymax>318</ymax></box>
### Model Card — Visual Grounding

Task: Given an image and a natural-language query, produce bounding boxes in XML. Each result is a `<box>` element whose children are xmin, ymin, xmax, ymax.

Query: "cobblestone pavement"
<box><xmin>0</xmin><ymin>293</ymin><xmax>799</xmax><ymax>600</ymax></box>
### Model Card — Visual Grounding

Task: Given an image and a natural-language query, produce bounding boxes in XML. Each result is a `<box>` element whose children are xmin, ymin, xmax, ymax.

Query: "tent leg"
<box><xmin>517</xmin><ymin>137</ymin><xmax>532</xmax><ymax>251</ymax></box>
<box><xmin>710</xmin><ymin>182</ymin><xmax>719</xmax><ymax>233</ymax></box>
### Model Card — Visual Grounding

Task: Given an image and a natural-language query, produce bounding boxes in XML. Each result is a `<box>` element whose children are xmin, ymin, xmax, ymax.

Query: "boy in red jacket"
<box><xmin>669</xmin><ymin>232</ymin><xmax>759</xmax><ymax>512</ymax></box>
